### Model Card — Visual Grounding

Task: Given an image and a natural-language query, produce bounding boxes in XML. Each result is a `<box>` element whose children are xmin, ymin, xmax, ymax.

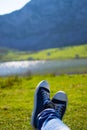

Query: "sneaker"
<box><xmin>31</xmin><ymin>80</ymin><xmax>53</xmax><ymax>129</ymax></box>
<box><xmin>52</xmin><ymin>91</ymin><xmax>68</xmax><ymax>120</ymax></box>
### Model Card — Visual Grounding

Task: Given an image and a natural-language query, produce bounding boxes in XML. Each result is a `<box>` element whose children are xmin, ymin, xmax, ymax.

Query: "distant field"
<box><xmin>0</xmin><ymin>74</ymin><xmax>87</xmax><ymax>130</ymax></box>
<box><xmin>0</xmin><ymin>44</ymin><xmax>87</xmax><ymax>61</ymax></box>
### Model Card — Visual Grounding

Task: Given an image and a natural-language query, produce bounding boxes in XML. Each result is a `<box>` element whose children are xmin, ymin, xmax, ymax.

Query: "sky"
<box><xmin>0</xmin><ymin>0</ymin><xmax>31</xmax><ymax>15</ymax></box>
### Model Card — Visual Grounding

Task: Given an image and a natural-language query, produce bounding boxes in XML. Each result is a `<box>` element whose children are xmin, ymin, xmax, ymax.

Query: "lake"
<box><xmin>0</xmin><ymin>59</ymin><xmax>87</xmax><ymax>76</ymax></box>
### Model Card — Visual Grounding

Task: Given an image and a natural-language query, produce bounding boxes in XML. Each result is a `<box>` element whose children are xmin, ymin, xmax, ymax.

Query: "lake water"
<box><xmin>0</xmin><ymin>59</ymin><xmax>87</xmax><ymax>76</ymax></box>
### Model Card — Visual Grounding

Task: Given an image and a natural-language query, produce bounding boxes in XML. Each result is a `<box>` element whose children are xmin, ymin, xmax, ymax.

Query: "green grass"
<box><xmin>0</xmin><ymin>44</ymin><xmax>87</xmax><ymax>61</ymax></box>
<box><xmin>27</xmin><ymin>44</ymin><xmax>87</xmax><ymax>60</ymax></box>
<box><xmin>0</xmin><ymin>74</ymin><xmax>87</xmax><ymax>130</ymax></box>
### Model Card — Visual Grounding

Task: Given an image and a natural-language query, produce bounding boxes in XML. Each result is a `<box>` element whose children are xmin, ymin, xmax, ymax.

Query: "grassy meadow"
<box><xmin>0</xmin><ymin>44</ymin><xmax>87</xmax><ymax>61</ymax></box>
<box><xmin>0</xmin><ymin>44</ymin><xmax>87</xmax><ymax>129</ymax></box>
<box><xmin>0</xmin><ymin>74</ymin><xmax>87</xmax><ymax>130</ymax></box>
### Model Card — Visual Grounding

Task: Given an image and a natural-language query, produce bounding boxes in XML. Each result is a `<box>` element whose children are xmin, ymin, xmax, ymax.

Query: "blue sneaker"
<box><xmin>52</xmin><ymin>91</ymin><xmax>68</xmax><ymax>120</ymax></box>
<box><xmin>31</xmin><ymin>80</ymin><xmax>54</xmax><ymax>129</ymax></box>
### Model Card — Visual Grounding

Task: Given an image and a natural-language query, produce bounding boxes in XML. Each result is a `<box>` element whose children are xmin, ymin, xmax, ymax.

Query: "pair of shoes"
<box><xmin>31</xmin><ymin>80</ymin><xmax>68</xmax><ymax>129</ymax></box>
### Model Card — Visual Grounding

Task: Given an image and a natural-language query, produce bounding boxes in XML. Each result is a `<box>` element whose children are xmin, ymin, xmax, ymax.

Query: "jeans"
<box><xmin>37</xmin><ymin>108</ymin><xmax>70</xmax><ymax>130</ymax></box>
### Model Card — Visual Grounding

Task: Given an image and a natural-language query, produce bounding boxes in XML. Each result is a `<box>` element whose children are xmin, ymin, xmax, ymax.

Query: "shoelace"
<box><xmin>55</xmin><ymin>104</ymin><xmax>65</xmax><ymax>119</ymax></box>
<box><xmin>41</xmin><ymin>89</ymin><xmax>50</xmax><ymax>102</ymax></box>
<box><xmin>41</xmin><ymin>89</ymin><xmax>55</xmax><ymax>109</ymax></box>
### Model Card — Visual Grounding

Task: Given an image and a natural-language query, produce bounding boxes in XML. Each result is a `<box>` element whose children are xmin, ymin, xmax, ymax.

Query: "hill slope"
<box><xmin>0</xmin><ymin>44</ymin><xmax>87</xmax><ymax>61</ymax></box>
<box><xmin>0</xmin><ymin>0</ymin><xmax>87</xmax><ymax>50</ymax></box>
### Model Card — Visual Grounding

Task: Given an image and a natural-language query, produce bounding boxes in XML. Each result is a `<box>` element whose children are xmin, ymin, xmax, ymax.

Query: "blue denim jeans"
<box><xmin>37</xmin><ymin>108</ymin><xmax>70</xmax><ymax>130</ymax></box>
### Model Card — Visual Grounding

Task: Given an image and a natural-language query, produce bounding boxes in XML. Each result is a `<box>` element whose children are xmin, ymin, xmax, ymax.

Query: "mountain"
<box><xmin>0</xmin><ymin>0</ymin><xmax>87</xmax><ymax>51</ymax></box>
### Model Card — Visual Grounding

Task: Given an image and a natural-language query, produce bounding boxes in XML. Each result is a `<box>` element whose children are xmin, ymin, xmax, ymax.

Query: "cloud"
<box><xmin>0</xmin><ymin>0</ymin><xmax>31</xmax><ymax>15</ymax></box>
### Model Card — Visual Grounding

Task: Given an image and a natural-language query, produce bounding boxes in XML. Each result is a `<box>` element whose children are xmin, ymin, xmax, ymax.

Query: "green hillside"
<box><xmin>0</xmin><ymin>44</ymin><xmax>87</xmax><ymax>61</ymax></box>
<box><xmin>0</xmin><ymin>74</ymin><xmax>87</xmax><ymax>129</ymax></box>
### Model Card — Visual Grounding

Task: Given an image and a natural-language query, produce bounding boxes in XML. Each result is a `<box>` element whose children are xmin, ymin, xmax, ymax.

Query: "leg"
<box><xmin>37</xmin><ymin>91</ymin><xmax>70</xmax><ymax>130</ymax></box>
<box><xmin>31</xmin><ymin>80</ymin><xmax>54</xmax><ymax>129</ymax></box>
<box><xmin>31</xmin><ymin>81</ymin><xmax>70</xmax><ymax>130</ymax></box>
<box><xmin>38</xmin><ymin>109</ymin><xmax>70</xmax><ymax>130</ymax></box>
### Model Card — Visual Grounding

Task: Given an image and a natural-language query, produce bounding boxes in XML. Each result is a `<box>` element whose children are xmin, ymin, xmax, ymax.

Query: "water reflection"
<box><xmin>0</xmin><ymin>59</ymin><xmax>87</xmax><ymax>76</ymax></box>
